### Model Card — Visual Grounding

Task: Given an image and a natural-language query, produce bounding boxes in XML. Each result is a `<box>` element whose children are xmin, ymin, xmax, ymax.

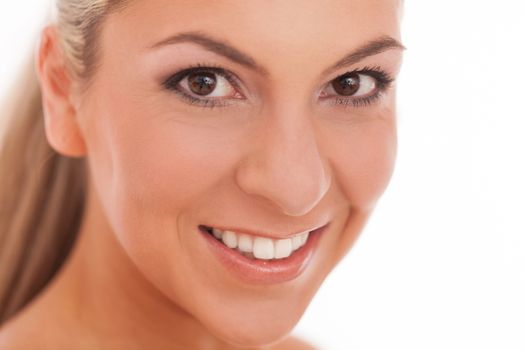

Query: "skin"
<box><xmin>0</xmin><ymin>1</ymin><xmax>403</xmax><ymax>349</ymax></box>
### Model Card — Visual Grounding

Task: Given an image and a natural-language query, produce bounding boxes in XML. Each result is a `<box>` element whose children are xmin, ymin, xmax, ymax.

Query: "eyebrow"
<box><xmin>322</xmin><ymin>35</ymin><xmax>406</xmax><ymax>75</ymax></box>
<box><xmin>148</xmin><ymin>31</ymin><xmax>405</xmax><ymax>76</ymax></box>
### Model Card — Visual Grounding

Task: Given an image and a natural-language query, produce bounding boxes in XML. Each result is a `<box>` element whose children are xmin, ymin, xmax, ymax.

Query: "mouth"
<box><xmin>201</xmin><ymin>225</ymin><xmax>311</xmax><ymax>260</ymax></box>
<box><xmin>198</xmin><ymin>223</ymin><xmax>328</xmax><ymax>285</ymax></box>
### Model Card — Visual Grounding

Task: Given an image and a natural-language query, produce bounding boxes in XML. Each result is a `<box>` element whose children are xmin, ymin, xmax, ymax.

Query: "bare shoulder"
<box><xmin>270</xmin><ymin>335</ymin><xmax>319</xmax><ymax>350</ymax></box>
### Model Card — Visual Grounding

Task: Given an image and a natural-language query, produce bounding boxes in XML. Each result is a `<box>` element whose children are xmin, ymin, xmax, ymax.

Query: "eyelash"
<box><xmin>162</xmin><ymin>63</ymin><xmax>238</xmax><ymax>109</ymax></box>
<box><xmin>329</xmin><ymin>66</ymin><xmax>394</xmax><ymax>108</ymax></box>
<box><xmin>162</xmin><ymin>63</ymin><xmax>394</xmax><ymax>110</ymax></box>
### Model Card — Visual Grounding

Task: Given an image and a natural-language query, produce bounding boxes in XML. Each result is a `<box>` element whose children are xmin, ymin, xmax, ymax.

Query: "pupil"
<box><xmin>332</xmin><ymin>73</ymin><xmax>360</xmax><ymax>96</ymax></box>
<box><xmin>188</xmin><ymin>72</ymin><xmax>217</xmax><ymax>96</ymax></box>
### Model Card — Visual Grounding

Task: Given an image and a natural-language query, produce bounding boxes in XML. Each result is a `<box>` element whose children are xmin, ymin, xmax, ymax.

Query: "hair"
<box><xmin>0</xmin><ymin>0</ymin><xmax>130</xmax><ymax>324</ymax></box>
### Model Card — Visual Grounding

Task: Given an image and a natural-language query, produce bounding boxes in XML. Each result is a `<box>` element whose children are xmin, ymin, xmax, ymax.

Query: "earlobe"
<box><xmin>36</xmin><ymin>25</ymin><xmax>87</xmax><ymax>158</ymax></box>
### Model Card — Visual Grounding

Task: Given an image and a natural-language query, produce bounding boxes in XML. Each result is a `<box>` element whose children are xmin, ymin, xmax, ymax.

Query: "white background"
<box><xmin>1</xmin><ymin>1</ymin><xmax>524</xmax><ymax>349</ymax></box>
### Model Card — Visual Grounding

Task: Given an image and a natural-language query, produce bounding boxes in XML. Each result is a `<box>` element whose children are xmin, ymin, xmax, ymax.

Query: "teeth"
<box><xmin>207</xmin><ymin>227</ymin><xmax>310</xmax><ymax>260</ymax></box>
<box><xmin>212</xmin><ymin>228</ymin><xmax>223</xmax><ymax>240</ymax></box>
<box><xmin>222</xmin><ymin>230</ymin><xmax>237</xmax><ymax>249</ymax></box>
<box><xmin>274</xmin><ymin>238</ymin><xmax>293</xmax><ymax>259</ymax></box>
<box><xmin>291</xmin><ymin>235</ymin><xmax>303</xmax><ymax>250</ymax></box>
<box><xmin>253</xmin><ymin>237</ymin><xmax>274</xmax><ymax>259</ymax></box>
<box><xmin>299</xmin><ymin>231</ymin><xmax>308</xmax><ymax>246</ymax></box>
<box><xmin>291</xmin><ymin>231</ymin><xmax>308</xmax><ymax>250</ymax></box>
<box><xmin>238</xmin><ymin>234</ymin><xmax>253</xmax><ymax>253</ymax></box>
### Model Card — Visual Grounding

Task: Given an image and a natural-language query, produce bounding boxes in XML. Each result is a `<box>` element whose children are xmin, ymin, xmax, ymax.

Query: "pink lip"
<box><xmin>198</xmin><ymin>224</ymin><xmax>328</xmax><ymax>285</ymax></box>
<box><xmin>203</xmin><ymin>224</ymin><xmax>324</xmax><ymax>240</ymax></box>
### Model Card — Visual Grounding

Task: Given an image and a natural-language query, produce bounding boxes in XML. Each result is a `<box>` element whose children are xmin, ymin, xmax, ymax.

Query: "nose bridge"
<box><xmin>235</xmin><ymin>106</ymin><xmax>331</xmax><ymax>216</ymax></box>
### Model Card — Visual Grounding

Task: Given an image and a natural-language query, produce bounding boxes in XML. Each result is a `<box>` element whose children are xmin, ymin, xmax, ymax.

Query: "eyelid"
<box><xmin>163</xmin><ymin>66</ymin><xmax>241</xmax><ymax>93</ymax></box>
<box><xmin>162</xmin><ymin>64</ymin><xmax>249</xmax><ymax>108</ymax></box>
<box><xmin>322</xmin><ymin>66</ymin><xmax>393</xmax><ymax>91</ymax></box>
<box><xmin>163</xmin><ymin>64</ymin><xmax>394</xmax><ymax>110</ymax></box>
<box><xmin>318</xmin><ymin>66</ymin><xmax>395</xmax><ymax>108</ymax></box>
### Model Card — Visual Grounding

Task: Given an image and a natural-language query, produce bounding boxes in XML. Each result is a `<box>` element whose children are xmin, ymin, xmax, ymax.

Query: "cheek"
<box><xmin>91</xmin><ymin>84</ymin><xmax>240</xmax><ymax>215</ymax></box>
<box><xmin>111</xmin><ymin>125</ymin><xmax>220</xmax><ymax>211</ymax></box>
<box><xmin>320</xmin><ymin>111</ymin><xmax>397</xmax><ymax>262</ymax></box>
<box><xmin>102</xmin><ymin>112</ymin><xmax>239</xmax><ymax>240</ymax></box>
<box><xmin>325</xmin><ymin>115</ymin><xmax>397</xmax><ymax>210</ymax></box>
<box><xmin>82</xmin><ymin>88</ymin><xmax>247</xmax><ymax>285</ymax></box>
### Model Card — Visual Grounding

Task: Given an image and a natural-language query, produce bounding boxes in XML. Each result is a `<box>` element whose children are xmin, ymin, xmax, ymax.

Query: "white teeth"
<box><xmin>291</xmin><ymin>235</ymin><xmax>303</xmax><ymax>250</ymax></box>
<box><xmin>222</xmin><ymin>230</ymin><xmax>237</xmax><ymax>249</ymax></box>
<box><xmin>208</xmin><ymin>227</ymin><xmax>311</xmax><ymax>260</ymax></box>
<box><xmin>212</xmin><ymin>228</ymin><xmax>223</xmax><ymax>240</ymax></box>
<box><xmin>274</xmin><ymin>239</ymin><xmax>293</xmax><ymax>259</ymax></box>
<box><xmin>253</xmin><ymin>237</ymin><xmax>274</xmax><ymax>260</ymax></box>
<box><xmin>238</xmin><ymin>234</ymin><xmax>253</xmax><ymax>253</ymax></box>
<box><xmin>299</xmin><ymin>231</ymin><xmax>309</xmax><ymax>246</ymax></box>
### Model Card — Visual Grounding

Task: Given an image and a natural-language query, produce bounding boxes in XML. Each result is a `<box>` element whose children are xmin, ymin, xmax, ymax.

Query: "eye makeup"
<box><xmin>322</xmin><ymin>66</ymin><xmax>394</xmax><ymax>109</ymax></box>
<box><xmin>162</xmin><ymin>63</ymin><xmax>244</xmax><ymax>109</ymax></box>
<box><xmin>161</xmin><ymin>62</ymin><xmax>395</xmax><ymax>110</ymax></box>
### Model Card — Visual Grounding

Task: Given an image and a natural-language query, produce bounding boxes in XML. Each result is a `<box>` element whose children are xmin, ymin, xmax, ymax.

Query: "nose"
<box><xmin>235</xmin><ymin>107</ymin><xmax>331</xmax><ymax>216</ymax></box>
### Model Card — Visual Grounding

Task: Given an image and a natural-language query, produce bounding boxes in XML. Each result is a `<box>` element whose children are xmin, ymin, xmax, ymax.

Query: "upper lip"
<box><xmin>203</xmin><ymin>222</ymin><xmax>329</xmax><ymax>239</ymax></box>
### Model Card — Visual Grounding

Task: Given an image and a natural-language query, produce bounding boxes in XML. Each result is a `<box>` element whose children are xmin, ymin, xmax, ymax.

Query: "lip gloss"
<box><xmin>198</xmin><ymin>225</ymin><xmax>327</xmax><ymax>285</ymax></box>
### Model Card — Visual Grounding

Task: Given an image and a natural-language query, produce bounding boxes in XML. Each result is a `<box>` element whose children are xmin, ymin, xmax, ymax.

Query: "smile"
<box><xmin>198</xmin><ymin>223</ymin><xmax>328</xmax><ymax>284</ymax></box>
<box><xmin>202</xmin><ymin>226</ymin><xmax>310</xmax><ymax>260</ymax></box>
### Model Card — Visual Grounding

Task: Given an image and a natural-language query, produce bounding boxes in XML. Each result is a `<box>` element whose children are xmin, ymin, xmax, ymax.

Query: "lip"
<box><xmin>198</xmin><ymin>223</ymin><xmax>328</xmax><ymax>285</ymax></box>
<box><xmin>203</xmin><ymin>224</ymin><xmax>325</xmax><ymax>240</ymax></box>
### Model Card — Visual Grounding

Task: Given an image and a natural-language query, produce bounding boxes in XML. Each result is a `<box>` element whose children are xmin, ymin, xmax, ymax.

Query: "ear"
<box><xmin>36</xmin><ymin>25</ymin><xmax>87</xmax><ymax>157</ymax></box>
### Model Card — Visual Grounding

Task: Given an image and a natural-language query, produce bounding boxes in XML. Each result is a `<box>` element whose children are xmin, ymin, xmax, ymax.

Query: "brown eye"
<box><xmin>173</xmin><ymin>69</ymin><xmax>239</xmax><ymax>100</ymax></box>
<box><xmin>332</xmin><ymin>72</ymin><xmax>360</xmax><ymax>96</ymax></box>
<box><xmin>187</xmin><ymin>72</ymin><xmax>217</xmax><ymax>96</ymax></box>
<box><xmin>321</xmin><ymin>72</ymin><xmax>378</xmax><ymax>100</ymax></box>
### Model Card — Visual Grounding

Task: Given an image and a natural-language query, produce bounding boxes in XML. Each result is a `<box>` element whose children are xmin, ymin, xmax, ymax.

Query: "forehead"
<box><xmin>102</xmin><ymin>0</ymin><xmax>402</xmax><ymax>74</ymax></box>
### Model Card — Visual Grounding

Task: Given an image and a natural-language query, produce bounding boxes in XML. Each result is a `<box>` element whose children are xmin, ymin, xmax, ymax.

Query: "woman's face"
<box><xmin>75</xmin><ymin>0</ymin><xmax>403</xmax><ymax>346</ymax></box>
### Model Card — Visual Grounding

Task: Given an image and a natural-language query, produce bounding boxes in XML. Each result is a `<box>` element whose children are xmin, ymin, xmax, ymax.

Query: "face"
<box><xmin>74</xmin><ymin>0</ymin><xmax>403</xmax><ymax>346</ymax></box>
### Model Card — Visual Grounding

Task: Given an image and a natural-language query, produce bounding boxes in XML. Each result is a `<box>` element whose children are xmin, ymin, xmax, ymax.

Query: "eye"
<box><xmin>318</xmin><ymin>67</ymin><xmax>394</xmax><ymax>108</ymax></box>
<box><xmin>322</xmin><ymin>72</ymin><xmax>378</xmax><ymax>98</ymax></box>
<box><xmin>163</xmin><ymin>67</ymin><xmax>244</xmax><ymax>107</ymax></box>
<box><xmin>180</xmin><ymin>70</ymin><xmax>241</xmax><ymax>98</ymax></box>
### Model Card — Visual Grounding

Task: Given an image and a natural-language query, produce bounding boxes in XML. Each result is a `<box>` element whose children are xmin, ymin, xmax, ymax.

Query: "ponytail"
<box><xmin>0</xmin><ymin>51</ymin><xmax>86</xmax><ymax>323</ymax></box>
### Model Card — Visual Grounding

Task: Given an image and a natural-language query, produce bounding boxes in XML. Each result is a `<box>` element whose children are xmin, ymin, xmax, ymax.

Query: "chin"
<box><xmin>210</xmin><ymin>314</ymin><xmax>301</xmax><ymax>349</ymax></box>
<box><xmin>190</xmin><ymin>277</ymin><xmax>322</xmax><ymax>349</ymax></box>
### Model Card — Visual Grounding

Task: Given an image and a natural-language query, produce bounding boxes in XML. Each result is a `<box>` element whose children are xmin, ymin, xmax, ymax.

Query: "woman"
<box><xmin>0</xmin><ymin>0</ymin><xmax>404</xmax><ymax>349</ymax></box>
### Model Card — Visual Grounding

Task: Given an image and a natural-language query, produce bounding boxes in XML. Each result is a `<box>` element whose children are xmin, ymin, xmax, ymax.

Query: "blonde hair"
<box><xmin>0</xmin><ymin>0</ymin><xmax>129</xmax><ymax>324</ymax></box>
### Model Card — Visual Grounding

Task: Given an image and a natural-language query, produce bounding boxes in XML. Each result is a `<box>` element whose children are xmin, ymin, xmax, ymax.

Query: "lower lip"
<box><xmin>198</xmin><ymin>224</ymin><xmax>327</xmax><ymax>285</ymax></box>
